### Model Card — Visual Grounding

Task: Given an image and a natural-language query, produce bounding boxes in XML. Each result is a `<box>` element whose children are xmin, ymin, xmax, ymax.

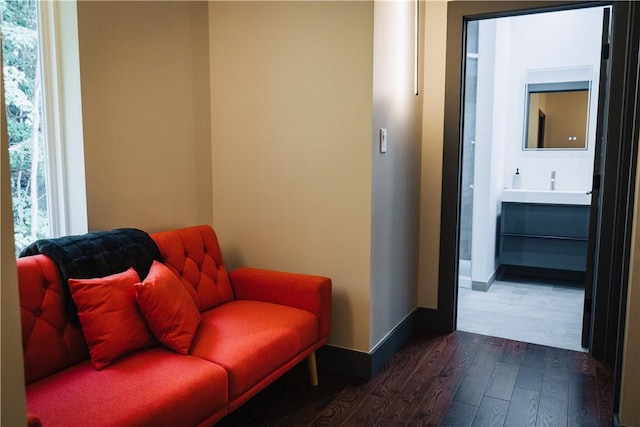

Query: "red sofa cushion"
<box><xmin>26</xmin><ymin>348</ymin><xmax>229</xmax><ymax>427</ymax></box>
<box><xmin>151</xmin><ymin>226</ymin><xmax>233</xmax><ymax>312</ymax></box>
<box><xmin>135</xmin><ymin>261</ymin><xmax>201</xmax><ymax>354</ymax></box>
<box><xmin>18</xmin><ymin>255</ymin><xmax>89</xmax><ymax>384</ymax></box>
<box><xmin>69</xmin><ymin>268</ymin><xmax>156</xmax><ymax>369</ymax></box>
<box><xmin>190</xmin><ymin>300</ymin><xmax>318</xmax><ymax>402</ymax></box>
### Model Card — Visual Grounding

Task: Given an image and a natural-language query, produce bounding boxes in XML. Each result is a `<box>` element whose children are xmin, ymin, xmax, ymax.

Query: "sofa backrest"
<box><xmin>18</xmin><ymin>255</ymin><xmax>89</xmax><ymax>385</ymax></box>
<box><xmin>151</xmin><ymin>225</ymin><xmax>233</xmax><ymax>311</ymax></box>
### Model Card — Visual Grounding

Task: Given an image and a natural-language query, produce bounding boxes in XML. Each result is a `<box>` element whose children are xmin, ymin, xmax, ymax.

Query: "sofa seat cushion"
<box><xmin>191</xmin><ymin>300</ymin><xmax>318</xmax><ymax>401</ymax></box>
<box><xmin>27</xmin><ymin>347</ymin><xmax>228</xmax><ymax>427</ymax></box>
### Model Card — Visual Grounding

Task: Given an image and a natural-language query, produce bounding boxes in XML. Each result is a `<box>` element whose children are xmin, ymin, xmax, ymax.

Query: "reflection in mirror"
<box><xmin>524</xmin><ymin>81</ymin><xmax>590</xmax><ymax>150</ymax></box>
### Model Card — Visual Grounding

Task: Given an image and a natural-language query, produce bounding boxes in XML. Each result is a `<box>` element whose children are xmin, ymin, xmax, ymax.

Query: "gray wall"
<box><xmin>370</xmin><ymin>1</ymin><xmax>423</xmax><ymax>346</ymax></box>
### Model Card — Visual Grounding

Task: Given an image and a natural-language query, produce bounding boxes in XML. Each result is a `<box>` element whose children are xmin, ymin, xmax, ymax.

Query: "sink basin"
<box><xmin>502</xmin><ymin>189</ymin><xmax>591</xmax><ymax>205</ymax></box>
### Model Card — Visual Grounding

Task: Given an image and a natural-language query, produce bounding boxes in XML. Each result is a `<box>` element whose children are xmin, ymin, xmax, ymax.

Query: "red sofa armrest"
<box><xmin>229</xmin><ymin>268</ymin><xmax>331</xmax><ymax>340</ymax></box>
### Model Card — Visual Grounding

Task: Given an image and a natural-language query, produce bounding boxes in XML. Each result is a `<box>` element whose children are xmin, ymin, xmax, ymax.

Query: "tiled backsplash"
<box><xmin>504</xmin><ymin>152</ymin><xmax>594</xmax><ymax>191</ymax></box>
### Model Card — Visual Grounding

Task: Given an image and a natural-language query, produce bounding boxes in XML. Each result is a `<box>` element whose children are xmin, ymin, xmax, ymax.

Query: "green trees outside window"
<box><xmin>1</xmin><ymin>0</ymin><xmax>49</xmax><ymax>255</ymax></box>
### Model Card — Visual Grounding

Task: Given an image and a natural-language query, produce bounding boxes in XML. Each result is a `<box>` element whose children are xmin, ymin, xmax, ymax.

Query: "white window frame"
<box><xmin>38</xmin><ymin>1</ymin><xmax>87</xmax><ymax>237</ymax></box>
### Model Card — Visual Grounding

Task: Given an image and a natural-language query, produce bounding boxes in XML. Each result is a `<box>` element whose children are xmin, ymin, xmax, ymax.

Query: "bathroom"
<box><xmin>457</xmin><ymin>6</ymin><xmax>606</xmax><ymax>352</ymax></box>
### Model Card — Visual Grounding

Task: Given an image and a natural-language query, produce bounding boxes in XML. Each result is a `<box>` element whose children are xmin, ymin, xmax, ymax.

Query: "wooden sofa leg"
<box><xmin>307</xmin><ymin>352</ymin><xmax>319</xmax><ymax>386</ymax></box>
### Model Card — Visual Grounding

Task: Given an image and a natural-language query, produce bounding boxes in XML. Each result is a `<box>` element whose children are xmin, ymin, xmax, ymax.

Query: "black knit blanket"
<box><xmin>20</xmin><ymin>228</ymin><xmax>162</xmax><ymax>322</ymax></box>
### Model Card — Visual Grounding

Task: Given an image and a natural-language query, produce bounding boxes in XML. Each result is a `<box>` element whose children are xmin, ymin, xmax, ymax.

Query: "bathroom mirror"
<box><xmin>523</xmin><ymin>81</ymin><xmax>590</xmax><ymax>150</ymax></box>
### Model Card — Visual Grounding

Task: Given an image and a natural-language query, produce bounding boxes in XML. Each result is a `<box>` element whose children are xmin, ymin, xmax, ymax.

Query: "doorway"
<box><xmin>434</xmin><ymin>1</ymin><xmax>640</xmax><ymax>420</ymax></box>
<box><xmin>455</xmin><ymin>7</ymin><xmax>606</xmax><ymax>352</ymax></box>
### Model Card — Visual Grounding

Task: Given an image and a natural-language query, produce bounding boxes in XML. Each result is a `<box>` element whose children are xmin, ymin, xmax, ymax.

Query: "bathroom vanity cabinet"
<box><xmin>499</xmin><ymin>202</ymin><xmax>590</xmax><ymax>272</ymax></box>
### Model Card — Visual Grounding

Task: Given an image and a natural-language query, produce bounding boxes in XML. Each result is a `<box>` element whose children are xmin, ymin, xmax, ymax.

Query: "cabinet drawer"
<box><xmin>499</xmin><ymin>235</ymin><xmax>588</xmax><ymax>271</ymax></box>
<box><xmin>501</xmin><ymin>202</ymin><xmax>590</xmax><ymax>239</ymax></box>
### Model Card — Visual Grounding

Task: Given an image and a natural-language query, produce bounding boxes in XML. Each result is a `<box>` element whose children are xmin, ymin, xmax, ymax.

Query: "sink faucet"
<box><xmin>550</xmin><ymin>171</ymin><xmax>556</xmax><ymax>190</ymax></box>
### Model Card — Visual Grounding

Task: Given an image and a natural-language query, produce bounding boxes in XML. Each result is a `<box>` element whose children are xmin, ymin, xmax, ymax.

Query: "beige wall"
<box><xmin>542</xmin><ymin>91</ymin><xmax>588</xmax><ymax>149</ymax></box>
<box><xmin>418</xmin><ymin>0</ymin><xmax>447</xmax><ymax>309</ymax></box>
<box><xmin>620</xmin><ymin>136</ymin><xmax>640</xmax><ymax>426</ymax></box>
<box><xmin>209</xmin><ymin>1</ymin><xmax>374</xmax><ymax>351</ymax></box>
<box><xmin>1</xmin><ymin>43</ymin><xmax>27</xmax><ymax>425</ymax></box>
<box><xmin>77</xmin><ymin>1</ymin><xmax>212</xmax><ymax>233</ymax></box>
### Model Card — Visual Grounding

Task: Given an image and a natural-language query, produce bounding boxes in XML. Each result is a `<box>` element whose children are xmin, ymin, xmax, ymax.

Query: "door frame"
<box><xmin>593</xmin><ymin>1</ymin><xmax>640</xmax><ymax>417</ymax></box>
<box><xmin>437</xmin><ymin>0</ymin><xmax>611</xmax><ymax>332</ymax></box>
<box><xmin>436</xmin><ymin>0</ymin><xmax>639</xmax><ymax>419</ymax></box>
<box><xmin>582</xmin><ymin>6</ymin><xmax>611</xmax><ymax>349</ymax></box>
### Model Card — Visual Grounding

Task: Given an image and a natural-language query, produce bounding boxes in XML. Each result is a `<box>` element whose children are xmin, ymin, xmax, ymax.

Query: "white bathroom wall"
<box><xmin>471</xmin><ymin>19</ymin><xmax>509</xmax><ymax>287</ymax></box>
<box><xmin>499</xmin><ymin>7</ymin><xmax>605</xmax><ymax>191</ymax></box>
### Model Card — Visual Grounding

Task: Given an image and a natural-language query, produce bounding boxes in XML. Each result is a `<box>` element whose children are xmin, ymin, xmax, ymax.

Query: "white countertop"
<box><xmin>502</xmin><ymin>189</ymin><xmax>592</xmax><ymax>205</ymax></box>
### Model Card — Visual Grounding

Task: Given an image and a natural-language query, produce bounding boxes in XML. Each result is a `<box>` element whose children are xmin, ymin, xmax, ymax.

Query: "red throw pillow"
<box><xmin>135</xmin><ymin>261</ymin><xmax>201</xmax><ymax>354</ymax></box>
<box><xmin>68</xmin><ymin>268</ymin><xmax>156</xmax><ymax>370</ymax></box>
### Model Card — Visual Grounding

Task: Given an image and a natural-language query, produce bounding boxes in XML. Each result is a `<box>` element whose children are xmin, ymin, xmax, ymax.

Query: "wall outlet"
<box><xmin>380</xmin><ymin>128</ymin><xmax>388</xmax><ymax>153</ymax></box>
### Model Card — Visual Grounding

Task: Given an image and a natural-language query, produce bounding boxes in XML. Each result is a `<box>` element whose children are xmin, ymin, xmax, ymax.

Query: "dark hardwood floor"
<box><xmin>216</xmin><ymin>331</ymin><xmax>614</xmax><ymax>426</ymax></box>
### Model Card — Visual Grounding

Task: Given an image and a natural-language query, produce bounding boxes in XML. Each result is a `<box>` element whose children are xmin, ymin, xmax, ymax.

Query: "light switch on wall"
<box><xmin>380</xmin><ymin>128</ymin><xmax>388</xmax><ymax>153</ymax></box>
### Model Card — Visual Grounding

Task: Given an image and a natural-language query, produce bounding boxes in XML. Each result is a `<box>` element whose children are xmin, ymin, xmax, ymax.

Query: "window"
<box><xmin>2</xmin><ymin>0</ymin><xmax>48</xmax><ymax>253</ymax></box>
<box><xmin>1</xmin><ymin>0</ymin><xmax>87</xmax><ymax>256</ymax></box>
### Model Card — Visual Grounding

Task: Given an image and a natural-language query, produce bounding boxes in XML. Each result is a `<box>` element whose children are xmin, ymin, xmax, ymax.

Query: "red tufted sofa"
<box><xmin>18</xmin><ymin>225</ymin><xmax>331</xmax><ymax>426</ymax></box>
